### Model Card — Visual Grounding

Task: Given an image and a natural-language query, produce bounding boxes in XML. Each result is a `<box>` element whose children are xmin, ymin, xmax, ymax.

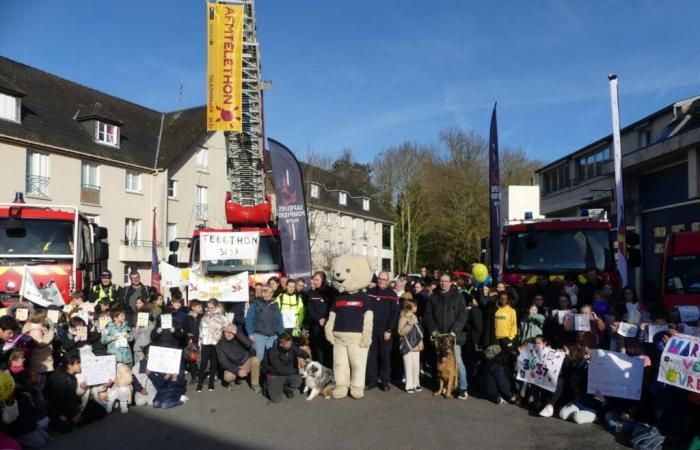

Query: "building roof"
<box><xmin>300</xmin><ymin>162</ymin><xmax>394</xmax><ymax>223</ymax></box>
<box><xmin>536</xmin><ymin>98</ymin><xmax>690</xmax><ymax>173</ymax></box>
<box><xmin>0</xmin><ymin>56</ymin><xmax>206</xmax><ymax>170</ymax></box>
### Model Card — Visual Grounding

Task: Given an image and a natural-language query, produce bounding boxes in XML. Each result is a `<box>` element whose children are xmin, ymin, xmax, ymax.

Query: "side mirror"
<box><xmin>95</xmin><ymin>226</ymin><xmax>108</xmax><ymax>240</ymax></box>
<box><xmin>95</xmin><ymin>242</ymin><xmax>109</xmax><ymax>260</ymax></box>
<box><xmin>169</xmin><ymin>240</ymin><xmax>180</xmax><ymax>252</ymax></box>
<box><xmin>167</xmin><ymin>254</ymin><xmax>178</xmax><ymax>266</ymax></box>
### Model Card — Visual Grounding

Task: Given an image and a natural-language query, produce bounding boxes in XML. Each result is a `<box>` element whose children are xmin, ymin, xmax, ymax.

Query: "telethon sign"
<box><xmin>200</xmin><ymin>231</ymin><xmax>259</xmax><ymax>262</ymax></box>
<box><xmin>206</xmin><ymin>3</ymin><xmax>243</xmax><ymax>132</ymax></box>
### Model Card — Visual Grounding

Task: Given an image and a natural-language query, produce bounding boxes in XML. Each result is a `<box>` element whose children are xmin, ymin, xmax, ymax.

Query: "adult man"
<box><xmin>275</xmin><ymin>279</ymin><xmax>305</xmax><ymax>337</ymax></box>
<box><xmin>423</xmin><ymin>274</ymin><xmax>469</xmax><ymax>399</ymax></box>
<box><xmin>261</xmin><ymin>332</ymin><xmax>309</xmax><ymax>403</ymax></box>
<box><xmin>307</xmin><ymin>271</ymin><xmax>332</xmax><ymax>366</ymax></box>
<box><xmin>366</xmin><ymin>271</ymin><xmax>399</xmax><ymax>391</ymax></box>
<box><xmin>216</xmin><ymin>324</ymin><xmax>261</xmax><ymax>393</ymax></box>
<box><xmin>419</xmin><ymin>267</ymin><xmax>432</xmax><ymax>286</ymax></box>
<box><xmin>246</xmin><ymin>286</ymin><xmax>284</xmax><ymax>358</ymax></box>
<box><xmin>120</xmin><ymin>270</ymin><xmax>155</xmax><ymax>313</ymax></box>
<box><xmin>90</xmin><ymin>270</ymin><xmax>121</xmax><ymax>305</ymax></box>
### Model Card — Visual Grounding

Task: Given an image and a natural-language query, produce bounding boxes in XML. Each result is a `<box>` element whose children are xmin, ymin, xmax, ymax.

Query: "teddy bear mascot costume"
<box><xmin>324</xmin><ymin>254</ymin><xmax>374</xmax><ymax>399</ymax></box>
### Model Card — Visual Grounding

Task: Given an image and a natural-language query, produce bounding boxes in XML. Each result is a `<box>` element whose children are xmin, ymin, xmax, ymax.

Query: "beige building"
<box><xmin>0</xmin><ymin>56</ymin><xmax>226</xmax><ymax>285</ymax></box>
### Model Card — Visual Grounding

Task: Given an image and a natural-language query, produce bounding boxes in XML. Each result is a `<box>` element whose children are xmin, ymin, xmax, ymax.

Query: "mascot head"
<box><xmin>330</xmin><ymin>254</ymin><xmax>374</xmax><ymax>294</ymax></box>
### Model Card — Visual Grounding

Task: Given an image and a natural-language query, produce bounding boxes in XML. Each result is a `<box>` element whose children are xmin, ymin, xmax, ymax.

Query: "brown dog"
<box><xmin>433</xmin><ymin>335</ymin><xmax>458</xmax><ymax>399</ymax></box>
<box><xmin>296</xmin><ymin>331</ymin><xmax>313</xmax><ymax>370</ymax></box>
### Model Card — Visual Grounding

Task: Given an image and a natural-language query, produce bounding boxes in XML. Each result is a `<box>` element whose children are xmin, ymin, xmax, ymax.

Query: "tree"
<box><xmin>332</xmin><ymin>148</ymin><xmax>375</xmax><ymax>196</ymax></box>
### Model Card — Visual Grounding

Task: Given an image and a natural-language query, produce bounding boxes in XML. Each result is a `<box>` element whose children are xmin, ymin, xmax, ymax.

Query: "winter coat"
<box><xmin>148</xmin><ymin>371</ymin><xmax>186</xmax><ymax>404</ymax></box>
<box><xmin>61</xmin><ymin>326</ymin><xmax>101</xmax><ymax>359</ymax></box>
<box><xmin>21</xmin><ymin>322</ymin><xmax>55</xmax><ymax>373</ymax></box>
<box><xmin>464</xmin><ymin>305</ymin><xmax>484</xmax><ymax>352</ymax></box>
<box><xmin>150</xmin><ymin>314</ymin><xmax>183</xmax><ymax>349</ymax></box>
<box><xmin>423</xmin><ymin>288</ymin><xmax>468</xmax><ymax>345</ymax></box>
<box><xmin>245</xmin><ymin>299</ymin><xmax>284</xmax><ymax>337</ymax></box>
<box><xmin>518</xmin><ymin>312</ymin><xmax>545</xmax><ymax>344</ymax></box>
<box><xmin>199</xmin><ymin>306</ymin><xmax>228</xmax><ymax>346</ymax></box>
<box><xmin>216</xmin><ymin>333</ymin><xmax>254</xmax><ymax>372</ymax></box>
<box><xmin>132</xmin><ymin>320</ymin><xmax>154</xmax><ymax>362</ymax></box>
<box><xmin>183</xmin><ymin>311</ymin><xmax>202</xmax><ymax>344</ymax></box>
<box><xmin>397</xmin><ymin>312</ymin><xmax>424</xmax><ymax>352</ymax></box>
<box><xmin>45</xmin><ymin>369</ymin><xmax>82</xmax><ymax>419</ymax></box>
<box><xmin>261</xmin><ymin>343</ymin><xmax>309</xmax><ymax>377</ymax></box>
<box><xmin>101</xmin><ymin>321</ymin><xmax>134</xmax><ymax>364</ymax></box>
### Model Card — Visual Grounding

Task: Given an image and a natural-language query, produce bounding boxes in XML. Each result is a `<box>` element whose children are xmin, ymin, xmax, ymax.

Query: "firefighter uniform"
<box><xmin>365</xmin><ymin>287</ymin><xmax>400</xmax><ymax>389</ymax></box>
<box><xmin>91</xmin><ymin>283</ymin><xmax>120</xmax><ymax>305</ymax></box>
<box><xmin>275</xmin><ymin>293</ymin><xmax>305</xmax><ymax>337</ymax></box>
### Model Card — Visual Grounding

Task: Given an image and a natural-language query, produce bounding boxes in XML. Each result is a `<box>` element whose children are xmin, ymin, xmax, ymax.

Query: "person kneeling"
<box><xmin>261</xmin><ymin>333</ymin><xmax>309</xmax><ymax>403</ymax></box>
<box><xmin>148</xmin><ymin>366</ymin><xmax>188</xmax><ymax>409</ymax></box>
<box><xmin>216</xmin><ymin>324</ymin><xmax>261</xmax><ymax>394</ymax></box>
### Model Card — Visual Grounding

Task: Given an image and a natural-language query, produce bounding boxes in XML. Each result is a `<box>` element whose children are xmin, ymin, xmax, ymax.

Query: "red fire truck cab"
<box><xmin>661</xmin><ymin>231</ymin><xmax>700</xmax><ymax>310</ymax></box>
<box><xmin>0</xmin><ymin>195</ymin><xmax>109</xmax><ymax>305</ymax></box>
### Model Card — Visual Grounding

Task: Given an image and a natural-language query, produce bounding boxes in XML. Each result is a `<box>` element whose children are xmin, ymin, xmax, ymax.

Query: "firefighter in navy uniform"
<box><xmin>365</xmin><ymin>271</ymin><xmax>400</xmax><ymax>391</ymax></box>
<box><xmin>90</xmin><ymin>270</ymin><xmax>121</xmax><ymax>305</ymax></box>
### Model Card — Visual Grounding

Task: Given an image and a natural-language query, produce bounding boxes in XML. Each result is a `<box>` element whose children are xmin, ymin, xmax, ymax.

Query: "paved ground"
<box><xmin>45</xmin><ymin>382</ymin><xmax>629</xmax><ymax>450</ymax></box>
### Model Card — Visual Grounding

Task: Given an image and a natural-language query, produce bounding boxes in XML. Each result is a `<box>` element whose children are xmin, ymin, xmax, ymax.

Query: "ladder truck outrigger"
<box><xmin>173</xmin><ymin>0</ymin><xmax>283</xmax><ymax>287</ymax></box>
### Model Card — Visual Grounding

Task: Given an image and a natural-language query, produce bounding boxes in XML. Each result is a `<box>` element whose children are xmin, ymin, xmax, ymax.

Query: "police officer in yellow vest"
<box><xmin>90</xmin><ymin>270</ymin><xmax>121</xmax><ymax>305</ymax></box>
<box><xmin>275</xmin><ymin>278</ymin><xmax>305</xmax><ymax>337</ymax></box>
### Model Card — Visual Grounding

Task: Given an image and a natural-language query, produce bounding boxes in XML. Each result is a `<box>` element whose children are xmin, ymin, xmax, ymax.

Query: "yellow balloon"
<box><xmin>471</xmin><ymin>263</ymin><xmax>489</xmax><ymax>283</ymax></box>
<box><xmin>0</xmin><ymin>372</ymin><xmax>15</xmax><ymax>401</ymax></box>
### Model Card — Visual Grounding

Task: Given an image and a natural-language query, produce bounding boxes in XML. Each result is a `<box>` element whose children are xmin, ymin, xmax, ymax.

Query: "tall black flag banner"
<box><xmin>488</xmin><ymin>103</ymin><xmax>501</xmax><ymax>282</ymax></box>
<box><xmin>269</xmin><ymin>138</ymin><xmax>312</xmax><ymax>282</ymax></box>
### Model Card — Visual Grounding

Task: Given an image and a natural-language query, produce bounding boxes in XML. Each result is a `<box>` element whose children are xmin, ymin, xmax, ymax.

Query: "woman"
<box><xmin>519</xmin><ymin>300</ymin><xmax>545</xmax><ymax>345</ymax></box>
<box><xmin>197</xmin><ymin>298</ymin><xmax>229</xmax><ymax>392</ymax></box>
<box><xmin>494</xmin><ymin>292</ymin><xmax>517</xmax><ymax>342</ymax></box>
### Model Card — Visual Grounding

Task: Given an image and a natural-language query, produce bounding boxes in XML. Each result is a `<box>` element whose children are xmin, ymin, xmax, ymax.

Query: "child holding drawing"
<box><xmin>101</xmin><ymin>308</ymin><xmax>134</xmax><ymax>366</ymax></box>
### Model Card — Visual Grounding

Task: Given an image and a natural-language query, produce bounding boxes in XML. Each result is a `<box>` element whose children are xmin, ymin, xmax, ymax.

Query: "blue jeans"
<box><xmin>453</xmin><ymin>344</ymin><xmax>468</xmax><ymax>390</ymax></box>
<box><xmin>253</xmin><ymin>334</ymin><xmax>277</xmax><ymax>359</ymax></box>
<box><xmin>153</xmin><ymin>400</ymin><xmax>183</xmax><ymax>409</ymax></box>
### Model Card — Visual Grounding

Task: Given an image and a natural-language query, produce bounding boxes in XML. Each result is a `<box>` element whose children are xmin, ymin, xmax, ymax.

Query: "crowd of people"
<box><xmin>0</xmin><ymin>266</ymin><xmax>698</xmax><ymax>450</ymax></box>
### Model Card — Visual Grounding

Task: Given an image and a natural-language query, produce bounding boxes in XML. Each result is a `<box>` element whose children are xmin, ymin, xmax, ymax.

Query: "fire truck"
<box><xmin>171</xmin><ymin>1</ymin><xmax>283</xmax><ymax>285</ymax></box>
<box><xmin>501</xmin><ymin>213</ymin><xmax>619</xmax><ymax>287</ymax></box>
<box><xmin>661</xmin><ymin>231</ymin><xmax>700</xmax><ymax>310</ymax></box>
<box><xmin>0</xmin><ymin>193</ymin><xmax>109</xmax><ymax>305</ymax></box>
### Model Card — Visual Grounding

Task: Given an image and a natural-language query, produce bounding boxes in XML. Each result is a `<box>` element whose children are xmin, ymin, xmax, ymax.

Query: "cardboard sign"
<box><xmin>680</xmin><ymin>324</ymin><xmax>700</xmax><ymax>337</ymax></box>
<box><xmin>47</xmin><ymin>310</ymin><xmax>60</xmax><ymax>324</ymax></box>
<box><xmin>574</xmin><ymin>314</ymin><xmax>590</xmax><ymax>332</ymax></box>
<box><xmin>188</xmin><ymin>270</ymin><xmax>248</xmax><ymax>302</ymax></box>
<box><xmin>516</xmin><ymin>344</ymin><xmax>566</xmax><ymax>393</ymax></box>
<box><xmin>98</xmin><ymin>316</ymin><xmax>111</xmax><ymax>331</ymax></box>
<box><xmin>160</xmin><ymin>314</ymin><xmax>172</xmax><ymax>330</ymax></box>
<box><xmin>645</xmin><ymin>324</ymin><xmax>669</xmax><ymax>343</ymax></box>
<box><xmin>137</xmin><ymin>312</ymin><xmax>150</xmax><ymax>327</ymax></box>
<box><xmin>617</xmin><ymin>322</ymin><xmax>639</xmax><ymax>338</ymax></box>
<box><xmin>556</xmin><ymin>310</ymin><xmax>572</xmax><ymax>325</ymax></box>
<box><xmin>160</xmin><ymin>261</ymin><xmax>189</xmax><ymax>289</ymax></box>
<box><xmin>657</xmin><ymin>333</ymin><xmax>700</xmax><ymax>394</ymax></box>
<box><xmin>15</xmin><ymin>308</ymin><xmax>28</xmax><ymax>322</ymax></box>
<box><xmin>76</xmin><ymin>326</ymin><xmax>88</xmax><ymax>341</ymax></box>
<box><xmin>678</xmin><ymin>306</ymin><xmax>700</xmax><ymax>323</ymax></box>
<box><xmin>81</xmin><ymin>303</ymin><xmax>95</xmax><ymax>314</ymax></box>
<box><xmin>588</xmin><ymin>349</ymin><xmax>644</xmax><ymax>400</ymax></box>
<box><xmin>199</xmin><ymin>231</ymin><xmax>259</xmax><ymax>262</ymax></box>
<box><xmin>81</xmin><ymin>355</ymin><xmax>116</xmax><ymax>386</ymax></box>
<box><xmin>147</xmin><ymin>346</ymin><xmax>182</xmax><ymax>374</ymax></box>
<box><xmin>282</xmin><ymin>310</ymin><xmax>297</xmax><ymax>329</ymax></box>
<box><xmin>114</xmin><ymin>334</ymin><xmax>128</xmax><ymax>348</ymax></box>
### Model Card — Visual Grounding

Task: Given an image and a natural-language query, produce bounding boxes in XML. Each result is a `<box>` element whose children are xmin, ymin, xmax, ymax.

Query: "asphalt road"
<box><xmin>45</xmin><ymin>383</ymin><xmax>629</xmax><ymax>450</ymax></box>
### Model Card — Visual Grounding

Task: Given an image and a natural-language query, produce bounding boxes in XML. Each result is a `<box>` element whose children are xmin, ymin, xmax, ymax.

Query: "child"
<box><xmin>494</xmin><ymin>292</ymin><xmax>517</xmax><ymax>341</ymax></box>
<box><xmin>148</xmin><ymin>363</ymin><xmax>188</xmax><ymax>409</ymax></box>
<box><xmin>61</xmin><ymin>316</ymin><xmax>91</xmax><ymax>359</ymax></box>
<box><xmin>8</xmin><ymin>350</ymin><xmax>25</xmax><ymax>376</ymax></box>
<box><xmin>101</xmin><ymin>308</ymin><xmax>134</xmax><ymax>366</ymax></box>
<box><xmin>132</xmin><ymin>346</ymin><xmax>157</xmax><ymax>407</ymax></box>
<box><xmin>519</xmin><ymin>301</ymin><xmax>545</xmax><ymax>345</ymax></box>
<box><xmin>197</xmin><ymin>299</ymin><xmax>228</xmax><ymax>392</ymax></box>
<box><xmin>149</xmin><ymin>294</ymin><xmax>164</xmax><ymax>321</ymax></box>
<box><xmin>484</xmin><ymin>339</ymin><xmax>520</xmax><ymax>405</ymax></box>
<box><xmin>183</xmin><ymin>300</ymin><xmax>203</xmax><ymax>382</ymax></box>
<box><xmin>21</xmin><ymin>311</ymin><xmax>55</xmax><ymax>393</ymax></box>
<box><xmin>563</xmin><ymin>275</ymin><xmax>579</xmax><ymax>307</ymax></box>
<box><xmin>132</xmin><ymin>302</ymin><xmax>153</xmax><ymax>362</ymax></box>
<box><xmin>168</xmin><ymin>297</ymin><xmax>188</xmax><ymax>332</ymax></box>
<box><xmin>397</xmin><ymin>298</ymin><xmax>423</xmax><ymax>393</ymax></box>
<box><xmin>150</xmin><ymin>314</ymin><xmax>182</xmax><ymax>349</ymax></box>
<box><xmin>592</xmin><ymin>290</ymin><xmax>611</xmax><ymax>319</ymax></box>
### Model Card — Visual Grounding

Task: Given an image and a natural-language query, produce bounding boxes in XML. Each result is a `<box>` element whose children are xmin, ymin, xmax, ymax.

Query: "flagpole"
<box><xmin>488</xmin><ymin>103</ymin><xmax>502</xmax><ymax>283</ymax></box>
<box><xmin>608</xmin><ymin>74</ymin><xmax>628</xmax><ymax>287</ymax></box>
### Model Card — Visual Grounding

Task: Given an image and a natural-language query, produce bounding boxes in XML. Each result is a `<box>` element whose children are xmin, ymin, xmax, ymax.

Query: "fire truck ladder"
<box><xmin>226</xmin><ymin>0</ymin><xmax>265</xmax><ymax>208</ymax></box>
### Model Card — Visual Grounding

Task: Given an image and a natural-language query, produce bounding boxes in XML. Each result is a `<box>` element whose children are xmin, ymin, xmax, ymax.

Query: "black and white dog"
<box><xmin>300</xmin><ymin>360</ymin><xmax>335</xmax><ymax>400</ymax></box>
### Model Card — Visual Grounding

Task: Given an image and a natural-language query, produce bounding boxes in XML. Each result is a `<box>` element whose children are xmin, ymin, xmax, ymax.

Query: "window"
<box><xmin>638</xmin><ymin>127</ymin><xmax>652</xmax><ymax>148</ymax></box>
<box><xmin>125</xmin><ymin>171</ymin><xmax>141</xmax><ymax>193</ymax></box>
<box><xmin>336</xmin><ymin>214</ymin><xmax>342</xmax><ymax>226</ymax></box>
<box><xmin>124</xmin><ymin>218</ymin><xmax>141</xmax><ymax>246</ymax></box>
<box><xmin>310</xmin><ymin>183</ymin><xmax>320</xmax><ymax>199</ymax></box>
<box><xmin>196</xmin><ymin>186</ymin><xmax>208</xmax><ymax>220</ymax></box>
<box><xmin>382</xmin><ymin>224</ymin><xmax>391</xmax><ymax>250</ymax></box>
<box><xmin>338</xmin><ymin>192</ymin><xmax>347</xmax><ymax>205</ymax></box>
<box><xmin>166</xmin><ymin>223</ymin><xmax>177</xmax><ymax>244</ymax></box>
<box><xmin>339</xmin><ymin>216</ymin><xmax>346</xmax><ymax>227</ymax></box>
<box><xmin>543</xmin><ymin>164</ymin><xmax>570</xmax><ymax>194</ymax></box>
<box><xmin>323</xmin><ymin>211</ymin><xmax>331</xmax><ymax>225</ymax></box>
<box><xmin>336</xmin><ymin>241</ymin><xmax>344</xmax><ymax>254</ymax></box>
<box><xmin>123</xmin><ymin>265</ymin><xmax>137</xmax><ymax>284</ymax></box>
<box><xmin>167</xmin><ymin>179</ymin><xmax>177</xmax><ymax>198</ymax></box>
<box><xmin>26</xmin><ymin>151</ymin><xmax>49</xmax><ymax>198</ymax></box>
<box><xmin>576</xmin><ymin>147</ymin><xmax>610</xmax><ymax>182</ymax></box>
<box><xmin>0</xmin><ymin>92</ymin><xmax>20</xmax><ymax>122</ymax></box>
<box><xmin>96</xmin><ymin>121</ymin><xmax>119</xmax><ymax>146</ymax></box>
<box><xmin>362</xmin><ymin>245</ymin><xmax>367</xmax><ymax>256</ymax></box>
<box><xmin>81</xmin><ymin>162</ymin><xmax>100</xmax><ymax>190</ymax></box>
<box><xmin>351</xmin><ymin>243</ymin><xmax>357</xmax><ymax>254</ymax></box>
<box><xmin>196</xmin><ymin>148</ymin><xmax>208</xmax><ymax>172</ymax></box>
<box><xmin>362</xmin><ymin>198</ymin><xmax>370</xmax><ymax>211</ymax></box>
<box><xmin>373</xmin><ymin>246</ymin><xmax>378</xmax><ymax>257</ymax></box>
<box><xmin>352</xmin><ymin>218</ymin><xmax>358</xmax><ymax>231</ymax></box>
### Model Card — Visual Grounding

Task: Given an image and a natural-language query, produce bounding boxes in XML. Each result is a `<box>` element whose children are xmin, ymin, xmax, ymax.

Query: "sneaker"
<box><xmin>496</xmin><ymin>396</ymin><xmax>505</xmax><ymax>405</ymax></box>
<box><xmin>539</xmin><ymin>404</ymin><xmax>554</xmax><ymax>418</ymax></box>
<box><xmin>252</xmin><ymin>385</ymin><xmax>262</xmax><ymax>394</ymax></box>
<box><xmin>180</xmin><ymin>395</ymin><xmax>190</xmax><ymax>403</ymax></box>
<box><xmin>284</xmin><ymin>389</ymin><xmax>294</xmax><ymax>399</ymax></box>
<box><xmin>457</xmin><ymin>390</ymin><xmax>469</xmax><ymax>400</ymax></box>
<box><xmin>406</xmin><ymin>388</ymin><xmax>415</xmax><ymax>394</ymax></box>
<box><xmin>196</xmin><ymin>386</ymin><xmax>203</xmax><ymax>393</ymax></box>
<box><xmin>415</xmin><ymin>386</ymin><xmax>423</xmax><ymax>392</ymax></box>
<box><xmin>208</xmin><ymin>387</ymin><xmax>215</xmax><ymax>392</ymax></box>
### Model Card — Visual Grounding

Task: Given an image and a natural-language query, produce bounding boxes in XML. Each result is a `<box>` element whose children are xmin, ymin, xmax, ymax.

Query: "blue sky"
<box><xmin>2</xmin><ymin>0</ymin><xmax>700</xmax><ymax>165</ymax></box>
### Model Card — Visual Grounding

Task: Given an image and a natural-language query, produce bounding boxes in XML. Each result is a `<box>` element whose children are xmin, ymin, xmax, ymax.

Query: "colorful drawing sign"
<box><xmin>657</xmin><ymin>333</ymin><xmax>700</xmax><ymax>394</ymax></box>
<box><xmin>516</xmin><ymin>344</ymin><xmax>566</xmax><ymax>393</ymax></box>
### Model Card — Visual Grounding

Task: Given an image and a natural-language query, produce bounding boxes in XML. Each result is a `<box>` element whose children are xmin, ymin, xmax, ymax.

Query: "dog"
<box><xmin>301</xmin><ymin>360</ymin><xmax>335</xmax><ymax>400</ymax></box>
<box><xmin>296</xmin><ymin>331</ymin><xmax>313</xmax><ymax>370</ymax></box>
<box><xmin>433</xmin><ymin>335</ymin><xmax>458</xmax><ymax>399</ymax></box>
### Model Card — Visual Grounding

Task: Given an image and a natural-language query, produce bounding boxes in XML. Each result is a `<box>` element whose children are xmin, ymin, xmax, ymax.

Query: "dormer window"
<box><xmin>362</xmin><ymin>198</ymin><xmax>370</xmax><ymax>211</ymax></box>
<box><xmin>310</xmin><ymin>183</ymin><xmax>320</xmax><ymax>199</ymax></box>
<box><xmin>338</xmin><ymin>191</ymin><xmax>347</xmax><ymax>205</ymax></box>
<box><xmin>0</xmin><ymin>92</ymin><xmax>20</xmax><ymax>123</ymax></box>
<box><xmin>96</xmin><ymin>121</ymin><xmax>119</xmax><ymax>146</ymax></box>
